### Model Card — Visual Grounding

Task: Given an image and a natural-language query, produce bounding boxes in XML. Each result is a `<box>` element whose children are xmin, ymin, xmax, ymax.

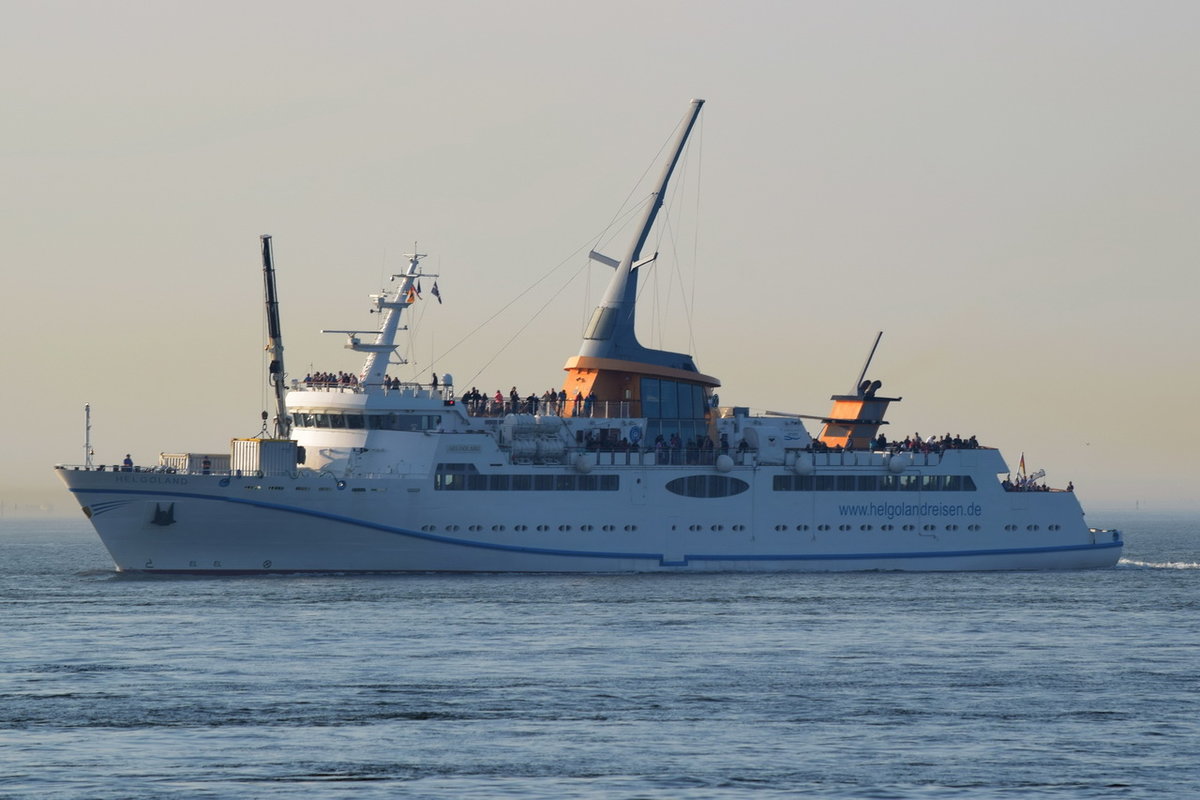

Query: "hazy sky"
<box><xmin>4</xmin><ymin>0</ymin><xmax>1198</xmax><ymax>516</ymax></box>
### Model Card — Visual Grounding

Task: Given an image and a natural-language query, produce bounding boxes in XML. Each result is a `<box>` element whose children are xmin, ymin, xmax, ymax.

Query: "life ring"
<box><xmin>629</xmin><ymin>425</ymin><xmax>642</xmax><ymax>444</ymax></box>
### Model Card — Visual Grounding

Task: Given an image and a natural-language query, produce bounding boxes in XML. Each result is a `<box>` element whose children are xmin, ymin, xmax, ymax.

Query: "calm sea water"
<box><xmin>1</xmin><ymin>512</ymin><xmax>1197</xmax><ymax>799</ymax></box>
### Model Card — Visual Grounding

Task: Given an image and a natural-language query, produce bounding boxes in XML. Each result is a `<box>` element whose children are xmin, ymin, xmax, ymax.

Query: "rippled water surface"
<box><xmin>2</xmin><ymin>512</ymin><xmax>1197</xmax><ymax>799</ymax></box>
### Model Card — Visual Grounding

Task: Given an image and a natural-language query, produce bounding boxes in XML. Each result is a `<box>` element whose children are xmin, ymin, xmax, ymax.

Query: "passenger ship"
<box><xmin>56</xmin><ymin>100</ymin><xmax>1122</xmax><ymax>573</ymax></box>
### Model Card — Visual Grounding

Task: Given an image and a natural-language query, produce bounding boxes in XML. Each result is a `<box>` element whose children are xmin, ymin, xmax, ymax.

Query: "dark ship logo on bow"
<box><xmin>151</xmin><ymin>503</ymin><xmax>176</xmax><ymax>526</ymax></box>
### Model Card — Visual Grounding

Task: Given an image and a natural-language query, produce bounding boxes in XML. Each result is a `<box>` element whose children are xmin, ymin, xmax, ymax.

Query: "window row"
<box><xmin>434</xmin><ymin>472</ymin><xmax>620</xmax><ymax>492</ymax></box>
<box><xmin>640</xmin><ymin>378</ymin><xmax>709</xmax><ymax>421</ymax></box>
<box><xmin>773</xmin><ymin>474</ymin><xmax>977</xmax><ymax>492</ymax></box>
<box><xmin>293</xmin><ymin>412</ymin><xmax>442</xmax><ymax>431</ymax></box>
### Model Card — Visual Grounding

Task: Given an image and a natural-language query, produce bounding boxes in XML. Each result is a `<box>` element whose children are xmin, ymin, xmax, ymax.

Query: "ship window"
<box><xmin>556</xmin><ymin>475</ymin><xmax>576</xmax><ymax>491</ymax></box>
<box><xmin>599</xmin><ymin>475</ymin><xmax>619</xmax><ymax>491</ymax></box>
<box><xmin>665</xmin><ymin>475</ymin><xmax>750</xmax><ymax>498</ymax></box>
<box><xmin>328</xmin><ymin>414</ymin><xmax>346</xmax><ymax>429</ymax></box>
<box><xmin>489</xmin><ymin>475</ymin><xmax>510</xmax><ymax>491</ymax></box>
<box><xmin>584</xmin><ymin>306</ymin><xmax>617</xmax><ymax>340</ymax></box>
<box><xmin>466</xmin><ymin>475</ymin><xmax>487</xmax><ymax>491</ymax></box>
<box><xmin>857</xmin><ymin>476</ymin><xmax>877</xmax><ymax>491</ymax></box>
<box><xmin>661</xmin><ymin>381</ymin><xmax>678</xmax><ymax>420</ymax></box>
<box><xmin>433</xmin><ymin>463</ymin><xmax>479</xmax><ymax>490</ymax></box>
<box><xmin>836</xmin><ymin>475</ymin><xmax>856</xmax><ymax>491</ymax></box>
<box><xmin>511</xmin><ymin>475</ymin><xmax>532</xmax><ymax>491</ymax></box>
<box><xmin>436</xmin><ymin>463</ymin><xmax>479</xmax><ymax>473</ymax></box>
<box><xmin>344</xmin><ymin>414</ymin><xmax>364</xmax><ymax>429</ymax></box>
<box><xmin>773</xmin><ymin>475</ymin><xmax>793</xmax><ymax>491</ymax></box>
<box><xmin>578</xmin><ymin>475</ymin><xmax>598</xmax><ymax>491</ymax></box>
<box><xmin>962</xmin><ymin>475</ymin><xmax>976</xmax><ymax>491</ymax></box>
<box><xmin>900</xmin><ymin>475</ymin><xmax>921</xmax><ymax>492</ymax></box>
<box><xmin>368</xmin><ymin>413</ymin><xmax>443</xmax><ymax>431</ymax></box>
<box><xmin>814</xmin><ymin>475</ymin><xmax>835</xmax><ymax>491</ymax></box>
<box><xmin>642</xmin><ymin>379</ymin><xmax>661</xmax><ymax>418</ymax></box>
<box><xmin>534</xmin><ymin>475</ymin><xmax>555</xmax><ymax>491</ymax></box>
<box><xmin>880</xmin><ymin>475</ymin><xmax>900</xmax><ymax>491</ymax></box>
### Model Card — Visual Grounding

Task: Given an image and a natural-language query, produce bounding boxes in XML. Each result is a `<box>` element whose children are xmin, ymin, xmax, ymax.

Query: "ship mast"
<box><xmin>578</xmin><ymin>98</ymin><xmax>704</xmax><ymax>363</ymax></box>
<box><xmin>260</xmin><ymin>234</ymin><xmax>291</xmax><ymax>439</ymax></box>
<box><xmin>83</xmin><ymin>403</ymin><xmax>93</xmax><ymax>468</ymax></box>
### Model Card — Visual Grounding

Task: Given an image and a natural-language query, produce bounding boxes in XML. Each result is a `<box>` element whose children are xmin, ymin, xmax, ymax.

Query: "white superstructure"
<box><xmin>56</xmin><ymin>100</ymin><xmax>1122</xmax><ymax>573</ymax></box>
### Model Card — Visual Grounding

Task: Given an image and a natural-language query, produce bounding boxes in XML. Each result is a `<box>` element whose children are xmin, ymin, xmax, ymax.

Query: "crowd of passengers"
<box><xmin>303</xmin><ymin>371</ymin><xmax>360</xmax><ymax>388</ymax></box>
<box><xmin>799</xmin><ymin>432</ymin><xmax>980</xmax><ymax>453</ymax></box>
<box><xmin>460</xmin><ymin>387</ymin><xmax>600</xmax><ymax>417</ymax></box>
<box><xmin>1002</xmin><ymin>476</ymin><xmax>1072</xmax><ymax>492</ymax></box>
<box><xmin>303</xmin><ymin>372</ymin><xmax>437</xmax><ymax>392</ymax></box>
<box><xmin>869</xmin><ymin>432</ymin><xmax>981</xmax><ymax>453</ymax></box>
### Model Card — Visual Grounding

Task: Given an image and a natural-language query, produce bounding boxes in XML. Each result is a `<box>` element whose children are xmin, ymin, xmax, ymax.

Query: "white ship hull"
<box><xmin>58</xmin><ymin>455</ymin><xmax>1122</xmax><ymax>574</ymax></box>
